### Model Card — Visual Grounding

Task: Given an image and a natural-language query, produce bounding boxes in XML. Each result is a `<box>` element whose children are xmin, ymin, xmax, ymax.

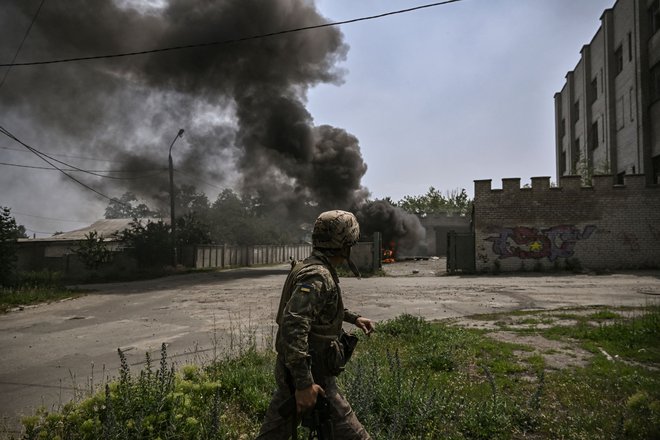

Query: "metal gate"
<box><xmin>447</xmin><ymin>231</ymin><xmax>475</xmax><ymax>273</ymax></box>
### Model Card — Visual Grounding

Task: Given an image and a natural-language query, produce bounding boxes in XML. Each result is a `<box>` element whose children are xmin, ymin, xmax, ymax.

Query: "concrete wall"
<box><xmin>194</xmin><ymin>244</ymin><xmax>312</xmax><ymax>269</ymax></box>
<box><xmin>194</xmin><ymin>241</ymin><xmax>381</xmax><ymax>274</ymax></box>
<box><xmin>474</xmin><ymin>175</ymin><xmax>660</xmax><ymax>272</ymax></box>
<box><xmin>16</xmin><ymin>240</ymin><xmax>137</xmax><ymax>281</ymax></box>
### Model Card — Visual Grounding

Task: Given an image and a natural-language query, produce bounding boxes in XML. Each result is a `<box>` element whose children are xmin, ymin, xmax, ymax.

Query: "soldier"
<box><xmin>257</xmin><ymin>210</ymin><xmax>374</xmax><ymax>440</ymax></box>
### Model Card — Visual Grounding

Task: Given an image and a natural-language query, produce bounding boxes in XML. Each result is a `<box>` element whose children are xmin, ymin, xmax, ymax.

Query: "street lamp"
<box><xmin>168</xmin><ymin>128</ymin><xmax>185</xmax><ymax>267</ymax></box>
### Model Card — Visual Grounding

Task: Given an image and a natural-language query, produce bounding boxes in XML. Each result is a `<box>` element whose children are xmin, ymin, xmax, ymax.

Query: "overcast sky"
<box><xmin>1</xmin><ymin>0</ymin><xmax>614</xmax><ymax>237</ymax></box>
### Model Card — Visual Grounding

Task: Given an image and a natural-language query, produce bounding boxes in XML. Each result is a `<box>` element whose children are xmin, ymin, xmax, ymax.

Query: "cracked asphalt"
<box><xmin>1</xmin><ymin>260</ymin><xmax>658</xmax><ymax>434</ymax></box>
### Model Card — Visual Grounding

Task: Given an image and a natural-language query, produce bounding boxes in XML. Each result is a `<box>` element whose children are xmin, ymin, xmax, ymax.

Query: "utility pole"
<box><xmin>168</xmin><ymin>129</ymin><xmax>185</xmax><ymax>267</ymax></box>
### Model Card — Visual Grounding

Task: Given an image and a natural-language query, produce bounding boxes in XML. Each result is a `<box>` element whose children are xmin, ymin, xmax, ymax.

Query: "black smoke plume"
<box><xmin>1</xmin><ymin>0</ymin><xmax>422</xmax><ymax>248</ymax></box>
<box><xmin>356</xmin><ymin>200</ymin><xmax>426</xmax><ymax>256</ymax></box>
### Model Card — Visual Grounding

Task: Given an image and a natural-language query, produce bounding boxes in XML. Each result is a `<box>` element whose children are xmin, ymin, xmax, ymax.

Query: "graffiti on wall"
<box><xmin>486</xmin><ymin>225</ymin><xmax>597</xmax><ymax>261</ymax></box>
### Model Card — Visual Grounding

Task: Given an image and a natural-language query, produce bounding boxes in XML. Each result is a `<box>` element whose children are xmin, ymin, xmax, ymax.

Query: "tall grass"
<box><xmin>14</xmin><ymin>308</ymin><xmax>660</xmax><ymax>439</ymax></box>
<box><xmin>0</xmin><ymin>271</ymin><xmax>80</xmax><ymax>312</ymax></box>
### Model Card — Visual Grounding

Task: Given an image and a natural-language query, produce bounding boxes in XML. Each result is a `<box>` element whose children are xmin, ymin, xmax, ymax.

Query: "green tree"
<box><xmin>206</xmin><ymin>189</ymin><xmax>303</xmax><ymax>245</ymax></box>
<box><xmin>119</xmin><ymin>220</ymin><xmax>171</xmax><ymax>268</ymax></box>
<box><xmin>105</xmin><ymin>192</ymin><xmax>160</xmax><ymax>219</ymax></box>
<box><xmin>176</xmin><ymin>212</ymin><xmax>212</xmax><ymax>247</ymax></box>
<box><xmin>0</xmin><ymin>207</ymin><xmax>24</xmax><ymax>286</ymax></box>
<box><xmin>575</xmin><ymin>149</ymin><xmax>611</xmax><ymax>186</ymax></box>
<box><xmin>208</xmin><ymin>189</ymin><xmax>245</xmax><ymax>244</ymax></box>
<box><xmin>398</xmin><ymin>187</ymin><xmax>472</xmax><ymax>216</ymax></box>
<box><xmin>72</xmin><ymin>231</ymin><xmax>112</xmax><ymax>270</ymax></box>
<box><xmin>175</xmin><ymin>185</ymin><xmax>210</xmax><ymax>217</ymax></box>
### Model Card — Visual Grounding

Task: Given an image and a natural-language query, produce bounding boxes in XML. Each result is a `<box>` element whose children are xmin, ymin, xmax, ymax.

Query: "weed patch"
<box><xmin>13</xmin><ymin>308</ymin><xmax>660</xmax><ymax>439</ymax></box>
<box><xmin>0</xmin><ymin>271</ymin><xmax>82</xmax><ymax>313</ymax></box>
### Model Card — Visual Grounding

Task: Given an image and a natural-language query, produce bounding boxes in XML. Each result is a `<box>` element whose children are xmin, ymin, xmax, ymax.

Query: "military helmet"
<box><xmin>312</xmin><ymin>210</ymin><xmax>360</xmax><ymax>250</ymax></box>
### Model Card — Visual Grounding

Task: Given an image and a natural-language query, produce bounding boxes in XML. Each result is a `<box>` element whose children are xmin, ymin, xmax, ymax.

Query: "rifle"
<box><xmin>277</xmin><ymin>394</ymin><xmax>334</xmax><ymax>440</ymax></box>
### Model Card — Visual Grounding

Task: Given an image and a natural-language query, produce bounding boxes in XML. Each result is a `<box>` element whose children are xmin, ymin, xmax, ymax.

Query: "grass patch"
<box><xmin>541</xmin><ymin>306</ymin><xmax>660</xmax><ymax>362</ymax></box>
<box><xmin>12</xmin><ymin>308</ymin><xmax>660</xmax><ymax>439</ymax></box>
<box><xmin>0</xmin><ymin>271</ymin><xmax>82</xmax><ymax>313</ymax></box>
<box><xmin>588</xmin><ymin>310</ymin><xmax>622</xmax><ymax>320</ymax></box>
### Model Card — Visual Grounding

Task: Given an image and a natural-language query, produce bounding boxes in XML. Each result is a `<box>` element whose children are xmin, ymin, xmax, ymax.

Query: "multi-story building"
<box><xmin>554</xmin><ymin>0</ymin><xmax>660</xmax><ymax>185</ymax></box>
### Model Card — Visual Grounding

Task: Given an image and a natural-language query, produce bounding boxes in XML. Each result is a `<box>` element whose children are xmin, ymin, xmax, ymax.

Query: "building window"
<box><xmin>560</xmin><ymin>118</ymin><xmax>566</xmax><ymax>138</ymax></box>
<box><xmin>617</xmin><ymin>96</ymin><xmax>625</xmax><ymax>130</ymax></box>
<box><xmin>630</xmin><ymin>88</ymin><xmax>635</xmax><ymax>121</ymax></box>
<box><xmin>615</xmin><ymin>45</ymin><xmax>623</xmax><ymax>75</ymax></box>
<box><xmin>590</xmin><ymin>77</ymin><xmax>598</xmax><ymax>104</ymax></box>
<box><xmin>651</xmin><ymin>62</ymin><xmax>660</xmax><ymax>104</ymax></box>
<box><xmin>653</xmin><ymin>155</ymin><xmax>660</xmax><ymax>184</ymax></box>
<box><xmin>590</xmin><ymin>120</ymin><xmax>599</xmax><ymax>150</ymax></box>
<box><xmin>560</xmin><ymin>150</ymin><xmax>567</xmax><ymax>175</ymax></box>
<box><xmin>627</xmin><ymin>32</ymin><xmax>632</xmax><ymax>62</ymax></box>
<box><xmin>573</xmin><ymin>100</ymin><xmax>580</xmax><ymax>122</ymax></box>
<box><xmin>651</xmin><ymin>0</ymin><xmax>660</xmax><ymax>36</ymax></box>
<box><xmin>617</xmin><ymin>171</ymin><xmax>625</xmax><ymax>185</ymax></box>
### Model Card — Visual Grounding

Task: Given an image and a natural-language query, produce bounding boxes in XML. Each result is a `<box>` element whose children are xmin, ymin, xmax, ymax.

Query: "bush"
<box><xmin>21</xmin><ymin>344</ymin><xmax>272</xmax><ymax>440</ymax></box>
<box><xmin>0</xmin><ymin>207</ymin><xmax>21</xmax><ymax>286</ymax></box>
<box><xmin>119</xmin><ymin>220</ymin><xmax>171</xmax><ymax>269</ymax></box>
<box><xmin>16</xmin><ymin>270</ymin><xmax>64</xmax><ymax>288</ymax></box>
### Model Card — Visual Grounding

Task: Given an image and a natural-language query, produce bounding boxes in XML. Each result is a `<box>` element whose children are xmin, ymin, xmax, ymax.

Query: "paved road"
<box><xmin>1</xmin><ymin>262</ymin><xmax>658</xmax><ymax>434</ymax></box>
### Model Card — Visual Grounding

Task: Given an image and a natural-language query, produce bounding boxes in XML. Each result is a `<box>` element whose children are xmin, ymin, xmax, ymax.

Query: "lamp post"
<box><xmin>168</xmin><ymin>128</ymin><xmax>185</xmax><ymax>267</ymax></box>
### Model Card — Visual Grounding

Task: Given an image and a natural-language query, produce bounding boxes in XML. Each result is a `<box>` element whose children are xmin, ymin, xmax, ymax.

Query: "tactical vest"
<box><xmin>276</xmin><ymin>255</ymin><xmax>345</xmax><ymax>340</ymax></box>
<box><xmin>276</xmin><ymin>255</ymin><xmax>356</xmax><ymax>379</ymax></box>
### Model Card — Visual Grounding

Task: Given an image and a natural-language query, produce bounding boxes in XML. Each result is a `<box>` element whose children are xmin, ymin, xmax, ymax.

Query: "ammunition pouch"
<box><xmin>310</xmin><ymin>330</ymin><xmax>359</xmax><ymax>378</ymax></box>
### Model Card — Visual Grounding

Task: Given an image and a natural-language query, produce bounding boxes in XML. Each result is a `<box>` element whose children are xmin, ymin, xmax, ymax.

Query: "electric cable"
<box><xmin>24</xmin><ymin>228</ymin><xmax>57</xmax><ymax>235</ymax></box>
<box><xmin>10</xmin><ymin>210</ymin><xmax>88</xmax><ymax>224</ymax></box>
<box><xmin>0</xmin><ymin>0</ymin><xmax>463</xmax><ymax>67</ymax></box>
<box><xmin>0</xmin><ymin>0</ymin><xmax>46</xmax><ymax>88</ymax></box>
<box><xmin>0</xmin><ymin>130</ymin><xmax>155</xmax><ymax>180</ymax></box>
<box><xmin>0</xmin><ymin>145</ymin><xmax>127</xmax><ymax>163</ymax></box>
<box><xmin>0</xmin><ymin>160</ymin><xmax>168</xmax><ymax>178</ymax></box>
<box><xmin>0</xmin><ymin>125</ymin><xmax>129</xmax><ymax>206</ymax></box>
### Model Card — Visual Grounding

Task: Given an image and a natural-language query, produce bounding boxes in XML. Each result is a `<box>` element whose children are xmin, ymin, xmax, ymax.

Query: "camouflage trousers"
<box><xmin>256</xmin><ymin>359</ymin><xmax>371</xmax><ymax>440</ymax></box>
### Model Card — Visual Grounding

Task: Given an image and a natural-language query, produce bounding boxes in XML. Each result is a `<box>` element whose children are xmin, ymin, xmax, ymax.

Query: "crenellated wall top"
<box><xmin>474</xmin><ymin>175</ymin><xmax>657</xmax><ymax>200</ymax></box>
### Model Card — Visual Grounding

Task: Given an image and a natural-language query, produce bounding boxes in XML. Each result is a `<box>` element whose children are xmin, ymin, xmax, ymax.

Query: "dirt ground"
<box><xmin>1</xmin><ymin>260</ymin><xmax>659</xmax><ymax>435</ymax></box>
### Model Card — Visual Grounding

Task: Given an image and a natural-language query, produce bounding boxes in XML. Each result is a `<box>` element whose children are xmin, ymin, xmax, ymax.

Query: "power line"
<box><xmin>24</xmin><ymin>228</ymin><xmax>57</xmax><ymax>235</ymax></box>
<box><xmin>0</xmin><ymin>0</ymin><xmax>46</xmax><ymax>89</ymax></box>
<box><xmin>2</xmin><ymin>154</ymin><xmax>222</xmax><ymax>188</ymax></box>
<box><xmin>11</xmin><ymin>210</ymin><xmax>88</xmax><ymax>224</ymax></box>
<box><xmin>0</xmin><ymin>0</ymin><xmax>463</xmax><ymax>67</ymax></box>
<box><xmin>0</xmin><ymin>125</ymin><xmax>129</xmax><ymax>206</ymax></box>
<box><xmin>0</xmin><ymin>160</ymin><xmax>168</xmax><ymax>178</ymax></box>
<box><xmin>0</xmin><ymin>132</ymin><xmax>151</xmax><ymax>180</ymax></box>
<box><xmin>0</xmin><ymin>145</ymin><xmax>126</xmax><ymax>163</ymax></box>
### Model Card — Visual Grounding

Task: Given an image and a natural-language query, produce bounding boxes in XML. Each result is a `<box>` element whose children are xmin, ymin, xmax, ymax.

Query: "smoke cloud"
<box><xmin>1</xmin><ymin>0</ymin><xmax>422</xmax><ymax>248</ymax></box>
<box><xmin>356</xmin><ymin>200</ymin><xmax>426</xmax><ymax>255</ymax></box>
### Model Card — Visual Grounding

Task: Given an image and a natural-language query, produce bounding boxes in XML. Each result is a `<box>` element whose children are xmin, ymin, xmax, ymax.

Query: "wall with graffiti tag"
<box><xmin>473</xmin><ymin>175</ymin><xmax>660</xmax><ymax>272</ymax></box>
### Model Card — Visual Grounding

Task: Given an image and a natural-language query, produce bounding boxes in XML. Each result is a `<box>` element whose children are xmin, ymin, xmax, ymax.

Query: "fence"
<box><xmin>192</xmin><ymin>244</ymin><xmax>313</xmax><ymax>269</ymax></box>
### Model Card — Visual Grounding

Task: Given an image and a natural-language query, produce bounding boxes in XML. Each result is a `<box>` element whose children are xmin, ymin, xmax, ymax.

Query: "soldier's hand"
<box><xmin>295</xmin><ymin>383</ymin><xmax>325</xmax><ymax>414</ymax></box>
<box><xmin>355</xmin><ymin>317</ymin><xmax>375</xmax><ymax>336</ymax></box>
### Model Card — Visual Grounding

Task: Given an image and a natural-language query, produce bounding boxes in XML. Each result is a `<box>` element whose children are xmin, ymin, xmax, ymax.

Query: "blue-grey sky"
<box><xmin>1</xmin><ymin>0</ymin><xmax>614</xmax><ymax>237</ymax></box>
<box><xmin>309</xmin><ymin>0</ymin><xmax>613</xmax><ymax>201</ymax></box>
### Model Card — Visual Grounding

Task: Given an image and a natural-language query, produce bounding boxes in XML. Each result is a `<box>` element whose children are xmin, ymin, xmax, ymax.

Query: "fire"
<box><xmin>382</xmin><ymin>241</ymin><xmax>396</xmax><ymax>264</ymax></box>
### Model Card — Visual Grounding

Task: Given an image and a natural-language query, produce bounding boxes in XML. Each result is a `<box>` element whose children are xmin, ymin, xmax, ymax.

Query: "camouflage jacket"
<box><xmin>275</xmin><ymin>250</ymin><xmax>360</xmax><ymax>390</ymax></box>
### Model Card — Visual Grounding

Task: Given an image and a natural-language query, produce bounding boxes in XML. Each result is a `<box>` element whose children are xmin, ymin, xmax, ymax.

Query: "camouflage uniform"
<box><xmin>256</xmin><ymin>249</ymin><xmax>371</xmax><ymax>439</ymax></box>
